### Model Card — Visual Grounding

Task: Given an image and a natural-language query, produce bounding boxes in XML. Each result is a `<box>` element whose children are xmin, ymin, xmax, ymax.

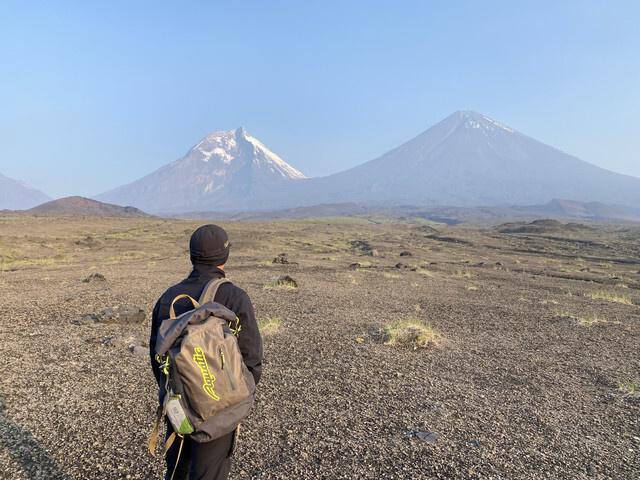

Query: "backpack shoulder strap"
<box><xmin>198</xmin><ymin>278</ymin><xmax>232</xmax><ymax>304</ymax></box>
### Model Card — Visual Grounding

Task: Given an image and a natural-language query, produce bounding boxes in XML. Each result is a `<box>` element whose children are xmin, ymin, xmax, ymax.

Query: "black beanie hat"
<box><xmin>189</xmin><ymin>224</ymin><xmax>230</xmax><ymax>266</ymax></box>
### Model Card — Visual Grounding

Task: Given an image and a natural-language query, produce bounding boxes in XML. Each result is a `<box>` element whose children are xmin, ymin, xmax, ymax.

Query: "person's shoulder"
<box><xmin>158</xmin><ymin>278</ymin><xmax>192</xmax><ymax>303</ymax></box>
<box><xmin>219</xmin><ymin>279</ymin><xmax>249</xmax><ymax>298</ymax></box>
<box><xmin>218</xmin><ymin>279</ymin><xmax>254</xmax><ymax>308</ymax></box>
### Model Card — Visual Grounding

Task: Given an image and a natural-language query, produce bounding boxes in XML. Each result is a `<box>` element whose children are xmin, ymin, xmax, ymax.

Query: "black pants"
<box><xmin>165</xmin><ymin>427</ymin><xmax>236</xmax><ymax>480</ymax></box>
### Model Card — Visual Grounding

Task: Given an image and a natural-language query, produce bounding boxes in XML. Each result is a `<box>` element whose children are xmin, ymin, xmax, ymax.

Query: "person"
<box><xmin>149</xmin><ymin>224</ymin><xmax>263</xmax><ymax>480</ymax></box>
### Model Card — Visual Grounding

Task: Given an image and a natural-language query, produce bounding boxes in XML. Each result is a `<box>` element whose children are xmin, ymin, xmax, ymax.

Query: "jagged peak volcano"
<box><xmin>173</xmin><ymin>127</ymin><xmax>307</xmax><ymax>179</ymax></box>
<box><xmin>94</xmin><ymin>127</ymin><xmax>307</xmax><ymax>213</ymax></box>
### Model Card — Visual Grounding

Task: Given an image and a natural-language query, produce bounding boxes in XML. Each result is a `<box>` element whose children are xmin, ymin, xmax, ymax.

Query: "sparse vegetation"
<box><xmin>452</xmin><ymin>269</ymin><xmax>472</xmax><ymax>278</ymax></box>
<box><xmin>616</xmin><ymin>379</ymin><xmax>637</xmax><ymax>394</ymax></box>
<box><xmin>258</xmin><ymin>316</ymin><xmax>282</xmax><ymax>334</ymax></box>
<box><xmin>577</xmin><ymin>315</ymin><xmax>606</xmax><ymax>325</ymax></box>
<box><xmin>415</xmin><ymin>266</ymin><xmax>433</xmax><ymax>277</ymax></box>
<box><xmin>584</xmin><ymin>292</ymin><xmax>632</xmax><ymax>305</ymax></box>
<box><xmin>384</xmin><ymin>317</ymin><xmax>440</xmax><ymax>349</ymax></box>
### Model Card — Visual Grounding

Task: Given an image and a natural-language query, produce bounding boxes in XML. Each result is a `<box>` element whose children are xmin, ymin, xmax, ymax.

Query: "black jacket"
<box><xmin>149</xmin><ymin>264</ymin><xmax>263</xmax><ymax>387</ymax></box>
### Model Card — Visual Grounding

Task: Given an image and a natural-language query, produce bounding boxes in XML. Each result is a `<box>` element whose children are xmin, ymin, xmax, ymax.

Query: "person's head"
<box><xmin>189</xmin><ymin>224</ymin><xmax>230</xmax><ymax>269</ymax></box>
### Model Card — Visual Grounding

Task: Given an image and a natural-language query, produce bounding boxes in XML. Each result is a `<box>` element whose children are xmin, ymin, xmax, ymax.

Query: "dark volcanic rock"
<box><xmin>272</xmin><ymin>253</ymin><xmax>289</xmax><ymax>264</ymax></box>
<box><xmin>275</xmin><ymin>275</ymin><xmax>298</xmax><ymax>288</ymax></box>
<box><xmin>83</xmin><ymin>273</ymin><xmax>106</xmax><ymax>283</ymax></box>
<box><xmin>350</xmin><ymin>240</ymin><xmax>373</xmax><ymax>256</ymax></box>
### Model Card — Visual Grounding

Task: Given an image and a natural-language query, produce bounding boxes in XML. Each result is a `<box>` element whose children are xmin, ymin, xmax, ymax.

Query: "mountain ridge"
<box><xmin>94</xmin><ymin>111</ymin><xmax>640</xmax><ymax>214</ymax></box>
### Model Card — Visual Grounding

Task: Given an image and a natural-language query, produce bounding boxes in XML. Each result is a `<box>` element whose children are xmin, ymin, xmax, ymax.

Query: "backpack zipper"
<box><xmin>219</xmin><ymin>346</ymin><xmax>237</xmax><ymax>393</ymax></box>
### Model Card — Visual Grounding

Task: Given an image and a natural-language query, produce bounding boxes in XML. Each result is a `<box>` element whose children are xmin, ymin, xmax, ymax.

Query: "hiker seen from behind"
<box><xmin>149</xmin><ymin>224</ymin><xmax>263</xmax><ymax>480</ymax></box>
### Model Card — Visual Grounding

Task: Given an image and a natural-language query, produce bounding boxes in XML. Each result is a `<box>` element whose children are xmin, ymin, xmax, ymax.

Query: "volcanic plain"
<box><xmin>0</xmin><ymin>216</ymin><xmax>638</xmax><ymax>479</ymax></box>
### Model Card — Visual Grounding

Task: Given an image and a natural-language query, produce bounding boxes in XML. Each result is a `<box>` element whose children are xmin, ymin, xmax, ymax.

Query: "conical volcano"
<box><xmin>274</xmin><ymin>110</ymin><xmax>640</xmax><ymax>209</ymax></box>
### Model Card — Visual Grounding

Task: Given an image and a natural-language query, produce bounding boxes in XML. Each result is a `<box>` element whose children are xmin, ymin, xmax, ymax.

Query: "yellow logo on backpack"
<box><xmin>193</xmin><ymin>347</ymin><xmax>220</xmax><ymax>401</ymax></box>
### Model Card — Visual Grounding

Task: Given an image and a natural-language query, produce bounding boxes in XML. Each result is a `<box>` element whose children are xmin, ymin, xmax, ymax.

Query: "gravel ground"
<box><xmin>0</xmin><ymin>217</ymin><xmax>639</xmax><ymax>479</ymax></box>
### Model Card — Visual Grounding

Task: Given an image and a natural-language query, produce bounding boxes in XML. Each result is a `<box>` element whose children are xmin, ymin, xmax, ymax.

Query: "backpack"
<box><xmin>148</xmin><ymin>278</ymin><xmax>256</xmax><ymax>457</ymax></box>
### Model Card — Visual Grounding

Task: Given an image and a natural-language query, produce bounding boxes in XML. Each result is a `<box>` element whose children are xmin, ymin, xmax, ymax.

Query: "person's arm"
<box><xmin>232</xmin><ymin>291</ymin><xmax>263</xmax><ymax>386</ymax></box>
<box><xmin>149</xmin><ymin>298</ymin><xmax>162</xmax><ymax>386</ymax></box>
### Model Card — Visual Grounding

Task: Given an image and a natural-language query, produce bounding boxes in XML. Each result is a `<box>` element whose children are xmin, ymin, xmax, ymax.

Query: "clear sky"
<box><xmin>1</xmin><ymin>1</ymin><xmax>639</xmax><ymax>199</ymax></box>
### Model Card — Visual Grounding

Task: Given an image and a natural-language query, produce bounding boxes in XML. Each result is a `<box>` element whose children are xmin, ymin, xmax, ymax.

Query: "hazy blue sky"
<box><xmin>1</xmin><ymin>1</ymin><xmax>639</xmax><ymax>199</ymax></box>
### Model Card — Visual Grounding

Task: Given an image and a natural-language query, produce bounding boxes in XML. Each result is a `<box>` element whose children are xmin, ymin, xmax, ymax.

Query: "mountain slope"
<box><xmin>94</xmin><ymin>127</ymin><xmax>307</xmax><ymax>213</ymax></box>
<box><xmin>267</xmin><ymin>111</ymin><xmax>640</xmax><ymax>210</ymax></box>
<box><xmin>0</xmin><ymin>173</ymin><xmax>53</xmax><ymax>210</ymax></box>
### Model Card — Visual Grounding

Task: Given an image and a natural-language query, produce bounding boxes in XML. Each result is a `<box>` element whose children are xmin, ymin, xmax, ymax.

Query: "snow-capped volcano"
<box><xmin>266</xmin><ymin>110</ymin><xmax>640</xmax><ymax>209</ymax></box>
<box><xmin>187</xmin><ymin>127</ymin><xmax>306</xmax><ymax>179</ymax></box>
<box><xmin>94</xmin><ymin>127</ymin><xmax>307</xmax><ymax>213</ymax></box>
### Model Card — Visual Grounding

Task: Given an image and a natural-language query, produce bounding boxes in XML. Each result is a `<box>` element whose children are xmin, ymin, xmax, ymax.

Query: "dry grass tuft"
<box><xmin>385</xmin><ymin>317</ymin><xmax>440</xmax><ymax>349</ymax></box>
<box><xmin>617</xmin><ymin>379</ymin><xmax>637</xmax><ymax>394</ymax></box>
<box><xmin>584</xmin><ymin>292</ymin><xmax>632</xmax><ymax>305</ymax></box>
<box><xmin>258</xmin><ymin>316</ymin><xmax>282</xmax><ymax>335</ymax></box>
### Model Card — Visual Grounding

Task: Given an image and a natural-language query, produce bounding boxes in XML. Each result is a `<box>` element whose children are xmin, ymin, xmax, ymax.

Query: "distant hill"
<box><xmin>94</xmin><ymin>127</ymin><xmax>308</xmax><ymax>213</ymax></box>
<box><xmin>0</xmin><ymin>173</ymin><xmax>52</xmax><ymax>210</ymax></box>
<box><xmin>26</xmin><ymin>196</ymin><xmax>153</xmax><ymax>217</ymax></box>
<box><xmin>529</xmin><ymin>199</ymin><xmax>640</xmax><ymax>222</ymax></box>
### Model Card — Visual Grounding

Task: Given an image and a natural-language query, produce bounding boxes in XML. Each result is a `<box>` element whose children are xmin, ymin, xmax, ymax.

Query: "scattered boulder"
<box><xmin>349</xmin><ymin>263</ymin><xmax>361</xmax><ymax>269</ymax></box>
<box><xmin>274</xmin><ymin>275</ymin><xmax>298</xmax><ymax>288</ymax></box>
<box><xmin>371</xmin><ymin>249</ymin><xmax>379</xmax><ymax>257</ymax></box>
<box><xmin>468</xmin><ymin>439</ymin><xmax>479</xmax><ymax>447</ymax></box>
<box><xmin>75</xmin><ymin>315</ymin><xmax>98</xmax><ymax>325</ymax></box>
<box><xmin>350</xmin><ymin>240</ymin><xmax>373</xmax><ymax>256</ymax></box>
<box><xmin>131</xmin><ymin>345</ymin><xmax>149</xmax><ymax>357</ymax></box>
<box><xmin>399</xmin><ymin>251</ymin><xmax>412</xmax><ymax>257</ymax></box>
<box><xmin>96</xmin><ymin>306</ymin><xmax>146</xmax><ymax>325</ymax></box>
<box><xmin>366</xmin><ymin>326</ymin><xmax>391</xmax><ymax>344</ymax></box>
<box><xmin>580</xmin><ymin>267</ymin><xmax>591</xmax><ymax>272</ymax></box>
<box><xmin>272</xmin><ymin>253</ymin><xmax>289</xmax><ymax>264</ymax></box>
<box><xmin>395</xmin><ymin>263</ymin><xmax>411</xmax><ymax>269</ymax></box>
<box><xmin>75</xmin><ymin>235</ymin><xmax>99</xmax><ymax>247</ymax></box>
<box><xmin>495</xmin><ymin>262</ymin><xmax>503</xmax><ymax>266</ymax></box>
<box><xmin>104</xmin><ymin>334</ymin><xmax>149</xmax><ymax>356</ymax></box>
<box><xmin>419</xmin><ymin>432</ymin><xmax>441</xmax><ymax>443</ymax></box>
<box><xmin>83</xmin><ymin>273</ymin><xmax>106</xmax><ymax>283</ymax></box>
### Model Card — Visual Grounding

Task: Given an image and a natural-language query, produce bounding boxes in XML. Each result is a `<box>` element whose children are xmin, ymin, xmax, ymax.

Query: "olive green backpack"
<box><xmin>148</xmin><ymin>279</ymin><xmax>255</xmax><ymax>459</ymax></box>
